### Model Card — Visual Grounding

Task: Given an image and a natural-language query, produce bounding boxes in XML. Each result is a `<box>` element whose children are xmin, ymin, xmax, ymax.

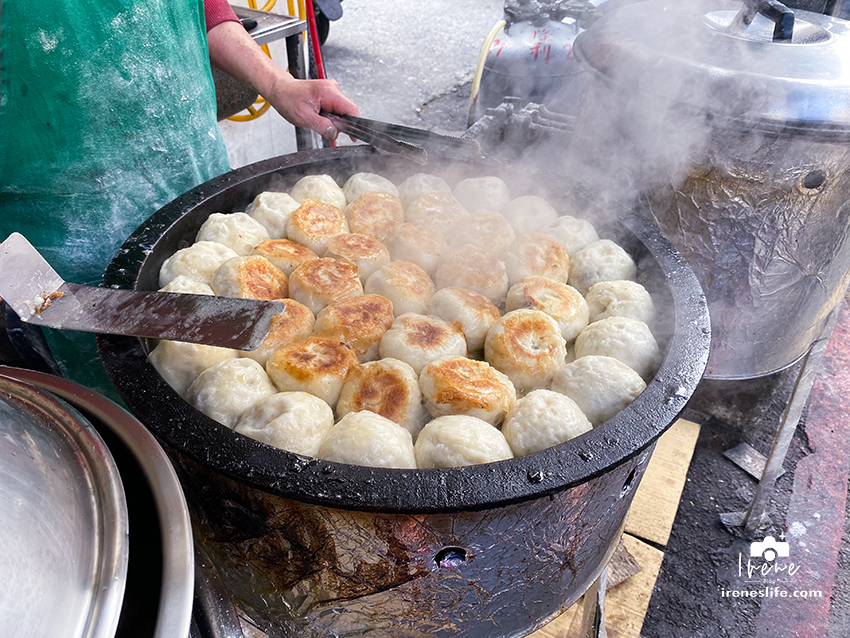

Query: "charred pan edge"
<box><xmin>98</xmin><ymin>145</ymin><xmax>710</xmax><ymax>514</ymax></box>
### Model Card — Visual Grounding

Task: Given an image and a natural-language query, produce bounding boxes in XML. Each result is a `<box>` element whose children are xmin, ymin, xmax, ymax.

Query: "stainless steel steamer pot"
<box><xmin>98</xmin><ymin>146</ymin><xmax>709</xmax><ymax>638</ymax></box>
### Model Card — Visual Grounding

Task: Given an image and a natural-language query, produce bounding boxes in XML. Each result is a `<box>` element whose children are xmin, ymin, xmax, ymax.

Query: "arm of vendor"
<box><xmin>203</xmin><ymin>0</ymin><xmax>359</xmax><ymax>141</ymax></box>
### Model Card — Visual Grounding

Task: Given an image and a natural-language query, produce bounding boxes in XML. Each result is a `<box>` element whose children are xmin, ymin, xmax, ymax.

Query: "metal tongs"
<box><xmin>321</xmin><ymin>110</ymin><xmax>483</xmax><ymax>165</ymax></box>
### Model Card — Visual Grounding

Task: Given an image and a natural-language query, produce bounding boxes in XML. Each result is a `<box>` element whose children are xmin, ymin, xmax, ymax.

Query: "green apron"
<box><xmin>0</xmin><ymin>0</ymin><xmax>231</xmax><ymax>397</ymax></box>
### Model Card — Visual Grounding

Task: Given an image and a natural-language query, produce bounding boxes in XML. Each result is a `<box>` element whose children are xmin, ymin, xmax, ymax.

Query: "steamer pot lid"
<box><xmin>575</xmin><ymin>0</ymin><xmax>850</xmax><ymax>136</ymax></box>
<box><xmin>0</xmin><ymin>375</ymin><xmax>129</xmax><ymax>638</ymax></box>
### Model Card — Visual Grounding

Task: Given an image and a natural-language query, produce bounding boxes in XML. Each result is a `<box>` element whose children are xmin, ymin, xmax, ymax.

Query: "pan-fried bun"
<box><xmin>405</xmin><ymin>191</ymin><xmax>467</xmax><ymax>236</ymax></box>
<box><xmin>574</xmin><ymin>316</ymin><xmax>660</xmax><ymax>379</ymax></box>
<box><xmin>434</xmin><ymin>245</ymin><xmax>508</xmax><ymax>307</ymax></box>
<box><xmin>585</xmin><ymin>280</ymin><xmax>655</xmax><ymax>325</ymax></box>
<box><xmin>337</xmin><ymin>358</ymin><xmax>428</xmax><ymax>439</ymax></box>
<box><xmin>503</xmin><ymin>233</ymin><xmax>570</xmax><ymax>287</ymax></box>
<box><xmin>542</xmin><ymin>215</ymin><xmax>600</xmax><ymax>256</ymax></box>
<box><xmin>344</xmin><ymin>192</ymin><xmax>405</xmax><ymax>242</ymax></box>
<box><xmin>186</xmin><ymin>358</ymin><xmax>277</xmax><ymax>428</ymax></box>
<box><xmin>285</xmin><ymin>199</ymin><xmax>349</xmax><ymax>256</ymax></box>
<box><xmin>235</xmin><ymin>391</ymin><xmax>334</xmax><ymax>457</ymax></box>
<box><xmin>568</xmin><ymin>239</ymin><xmax>636</xmax><ymax>295</ymax></box>
<box><xmin>385</xmin><ymin>223</ymin><xmax>446</xmax><ymax>277</ymax></box>
<box><xmin>212</xmin><ymin>256</ymin><xmax>288</xmax><ymax>300</ymax></box>
<box><xmin>246</xmin><ymin>191</ymin><xmax>300</xmax><ymax>239</ymax></box>
<box><xmin>419</xmin><ymin>356</ymin><xmax>516</xmax><ymax>426</ymax></box>
<box><xmin>290</xmin><ymin>174</ymin><xmax>347</xmax><ymax>210</ymax></box>
<box><xmin>288</xmin><ymin>257</ymin><xmax>363</xmax><ymax>315</ymax></box>
<box><xmin>427</xmin><ymin>286</ymin><xmax>501</xmax><ymax>352</ymax></box>
<box><xmin>314</xmin><ymin>294</ymin><xmax>395</xmax><ymax>362</ymax></box>
<box><xmin>159</xmin><ymin>241</ymin><xmax>239</xmax><ymax>288</ymax></box>
<box><xmin>325</xmin><ymin>233</ymin><xmax>390</xmax><ymax>284</ymax></box>
<box><xmin>484</xmin><ymin>309</ymin><xmax>567</xmax><ymax>391</ymax></box>
<box><xmin>149</xmin><ymin>340</ymin><xmax>237</xmax><ymax>396</ymax></box>
<box><xmin>251</xmin><ymin>239</ymin><xmax>318</xmax><ymax>276</ymax></box>
<box><xmin>447</xmin><ymin>210</ymin><xmax>515</xmax><ymax>256</ymax></box>
<box><xmin>505</xmin><ymin>278</ymin><xmax>589</xmax><ymax>342</ymax></box>
<box><xmin>265</xmin><ymin>336</ymin><xmax>360</xmax><ymax>408</ymax></box>
<box><xmin>551</xmin><ymin>355</ymin><xmax>646</xmax><ymax>426</ymax></box>
<box><xmin>317</xmin><ymin>411</ymin><xmax>416</xmax><ymax>469</ymax></box>
<box><xmin>196</xmin><ymin>212</ymin><xmax>270</xmax><ymax>256</ymax></box>
<box><xmin>501</xmin><ymin>389</ymin><xmax>592</xmax><ymax>456</ymax></box>
<box><xmin>398</xmin><ymin>173</ymin><xmax>451</xmax><ymax>209</ymax></box>
<box><xmin>452</xmin><ymin>176</ymin><xmax>511</xmax><ymax>213</ymax></box>
<box><xmin>414</xmin><ymin>415</ymin><xmax>513</xmax><ymax>468</ymax></box>
<box><xmin>342</xmin><ymin>172</ymin><xmax>400</xmax><ymax>204</ymax></box>
<box><xmin>241</xmin><ymin>300</ymin><xmax>314</xmax><ymax>366</ymax></box>
<box><xmin>159</xmin><ymin>275</ymin><xmax>214</xmax><ymax>296</ymax></box>
<box><xmin>364</xmin><ymin>260</ymin><xmax>435</xmax><ymax>316</ymax></box>
<box><xmin>379</xmin><ymin>313</ymin><xmax>467</xmax><ymax>375</ymax></box>
<box><xmin>500</xmin><ymin>195</ymin><xmax>559</xmax><ymax>236</ymax></box>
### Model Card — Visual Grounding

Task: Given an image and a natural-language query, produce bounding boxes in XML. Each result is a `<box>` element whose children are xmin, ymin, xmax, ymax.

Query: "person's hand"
<box><xmin>265</xmin><ymin>75</ymin><xmax>359</xmax><ymax>141</ymax></box>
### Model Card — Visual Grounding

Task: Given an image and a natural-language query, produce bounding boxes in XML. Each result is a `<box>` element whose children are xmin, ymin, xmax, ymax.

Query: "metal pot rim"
<box><xmin>98</xmin><ymin>146</ymin><xmax>710</xmax><ymax>514</ymax></box>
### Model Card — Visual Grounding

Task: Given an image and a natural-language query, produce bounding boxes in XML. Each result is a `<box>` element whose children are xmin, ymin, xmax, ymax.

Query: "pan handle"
<box><xmin>736</xmin><ymin>0</ymin><xmax>795</xmax><ymax>42</ymax></box>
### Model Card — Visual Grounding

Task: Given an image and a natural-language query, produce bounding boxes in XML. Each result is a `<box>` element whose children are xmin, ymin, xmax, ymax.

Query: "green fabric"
<box><xmin>0</xmin><ymin>0</ymin><xmax>232</xmax><ymax>394</ymax></box>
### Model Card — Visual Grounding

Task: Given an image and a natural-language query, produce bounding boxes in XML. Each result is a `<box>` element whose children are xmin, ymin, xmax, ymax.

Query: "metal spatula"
<box><xmin>0</xmin><ymin>233</ymin><xmax>283</xmax><ymax>350</ymax></box>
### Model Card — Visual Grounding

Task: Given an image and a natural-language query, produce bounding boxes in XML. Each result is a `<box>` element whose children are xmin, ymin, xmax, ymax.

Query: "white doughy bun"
<box><xmin>251</xmin><ymin>239</ymin><xmax>318</xmax><ymax>276</ymax></box>
<box><xmin>500</xmin><ymin>195</ymin><xmax>559</xmax><ymax>235</ymax></box>
<box><xmin>398</xmin><ymin>173</ymin><xmax>451</xmax><ymax>209</ymax></box>
<box><xmin>503</xmin><ymin>233</ymin><xmax>570</xmax><ymax>287</ymax></box>
<box><xmin>427</xmin><ymin>286</ymin><xmax>501</xmax><ymax>352</ymax></box>
<box><xmin>317</xmin><ymin>411</ymin><xmax>416</xmax><ymax>469</ymax></box>
<box><xmin>195</xmin><ymin>212</ymin><xmax>270</xmax><ymax>256</ymax></box>
<box><xmin>234</xmin><ymin>391</ymin><xmax>334</xmax><ymax>457</ymax></box>
<box><xmin>568</xmin><ymin>239</ymin><xmax>637</xmax><ymax>295</ymax></box>
<box><xmin>325</xmin><ymin>233</ymin><xmax>390</xmax><ymax>284</ymax></box>
<box><xmin>364</xmin><ymin>260</ymin><xmax>435</xmax><ymax>316</ymax></box>
<box><xmin>434</xmin><ymin>245</ymin><xmax>508</xmax><ymax>307</ymax></box>
<box><xmin>447</xmin><ymin>210</ymin><xmax>516</xmax><ymax>256</ymax></box>
<box><xmin>288</xmin><ymin>257</ymin><xmax>364</xmax><ymax>315</ymax></box>
<box><xmin>414</xmin><ymin>415</ymin><xmax>513</xmax><ymax>468</ymax></box>
<box><xmin>148</xmin><ymin>340</ymin><xmax>237</xmax><ymax>396</ymax></box>
<box><xmin>158</xmin><ymin>275</ymin><xmax>214</xmax><ymax>296</ymax></box>
<box><xmin>405</xmin><ymin>191</ymin><xmax>468</xmax><ymax>236</ymax></box>
<box><xmin>241</xmin><ymin>300</ymin><xmax>314</xmax><ymax>366</ymax></box>
<box><xmin>574</xmin><ymin>316</ymin><xmax>660</xmax><ymax>379</ymax></box>
<box><xmin>265</xmin><ymin>336</ymin><xmax>360</xmax><ymax>408</ymax></box>
<box><xmin>344</xmin><ymin>192</ymin><xmax>405</xmax><ymax>242</ymax></box>
<box><xmin>159</xmin><ymin>241</ymin><xmax>239</xmax><ymax>288</ymax></box>
<box><xmin>543</xmin><ymin>216</ymin><xmax>600</xmax><ymax>256</ymax></box>
<box><xmin>419</xmin><ymin>356</ymin><xmax>516</xmax><ymax>426</ymax></box>
<box><xmin>386</xmin><ymin>223</ymin><xmax>447</xmax><ymax>277</ymax></box>
<box><xmin>337</xmin><ymin>358</ymin><xmax>428</xmax><ymax>439</ymax></box>
<box><xmin>246</xmin><ymin>191</ymin><xmax>300</xmax><ymax>239</ymax></box>
<box><xmin>379</xmin><ymin>313</ymin><xmax>467</xmax><ymax>375</ymax></box>
<box><xmin>452</xmin><ymin>176</ymin><xmax>511</xmax><ymax>213</ymax></box>
<box><xmin>505</xmin><ymin>278</ymin><xmax>589</xmax><ymax>342</ymax></box>
<box><xmin>501</xmin><ymin>389</ymin><xmax>592</xmax><ymax>456</ymax></box>
<box><xmin>285</xmin><ymin>199</ymin><xmax>349</xmax><ymax>256</ymax></box>
<box><xmin>212</xmin><ymin>256</ymin><xmax>288</xmax><ymax>300</ymax></box>
<box><xmin>290</xmin><ymin>174</ymin><xmax>347</xmax><ymax>210</ymax></box>
<box><xmin>484</xmin><ymin>309</ymin><xmax>567</xmax><ymax>391</ymax></box>
<box><xmin>586</xmin><ymin>280</ymin><xmax>655</xmax><ymax>325</ymax></box>
<box><xmin>342</xmin><ymin>172</ymin><xmax>400</xmax><ymax>204</ymax></box>
<box><xmin>551</xmin><ymin>355</ymin><xmax>646</xmax><ymax>426</ymax></box>
<box><xmin>314</xmin><ymin>294</ymin><xmax>395</xmax><ymax>362</ymax></box>
<box><xmin>186</xmin><ymin>358</ymin><xmax>277</xmax><ymax>428</ymax></box>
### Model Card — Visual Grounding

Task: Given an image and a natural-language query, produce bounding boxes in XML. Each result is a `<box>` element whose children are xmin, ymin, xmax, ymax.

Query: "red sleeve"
<box><xmin>204</xmin><ymin>0</ymin><xmax>240</xmax><ymax>31</ymax></box>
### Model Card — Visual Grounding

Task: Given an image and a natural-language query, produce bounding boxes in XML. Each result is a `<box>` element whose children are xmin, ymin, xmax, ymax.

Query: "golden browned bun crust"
<box><xmin>434</xmin><ymin>245</ymin><xmax>508</xmax><ymax>306</ymax></box>
<box><xmin>288</xmin><ymin>257</ymin><xmax>364</xmax><ymax>315</ymax></box>
<box><xmin>404</xmin><ymin>191</ymin><xmax>467</xmax><ymax>236</ymax></box>
<box><xmin>324</xmin><ymin>233</ymin><xmax>391</xmax><ymax>283</ymax></box>
<box><xmin>212</xmin><ymin>256</ymin><xmax>288</xmax><ymax>300</ymax></box>
<box><xmin>378</xmin><ymin>313</ymin><xmax>468</xmax><ymax>375</ymax></box>
<box><xmin>505</xmin><ymin>277</ymin><xmax>589</xmax><ymax>342</ymax></box>
<box><xmin>503</xmin><ymin>233</ymin><xmax>570</xmax><ymax>286</ymax></box>
<box><xmin>364</xmin><ymin>260</ymin><xmax>436</xmax><ymax>316</ymax></box>
<box><xmin>344</xmin><ymin>191</ymin><xmax>405</xmax><ymax>242</ymax></box>
<box><xmin>314</xmin><ymin>294</ymin><xmax>395</xmax><ymax>362</ymax></box>
<box><xmin>242</xmin><ymin>299</ymin><xmax>315</xmax><ymax>366</ymax></box>
<box><xmin>251</xmin><ymin>239</ymin><xmax>318</xmax><ymax>275</ymax></box>
<box><xmin>285</xmin><ymin>199</ymin><xmax>349</xmax><ymax>255</ymax></box>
